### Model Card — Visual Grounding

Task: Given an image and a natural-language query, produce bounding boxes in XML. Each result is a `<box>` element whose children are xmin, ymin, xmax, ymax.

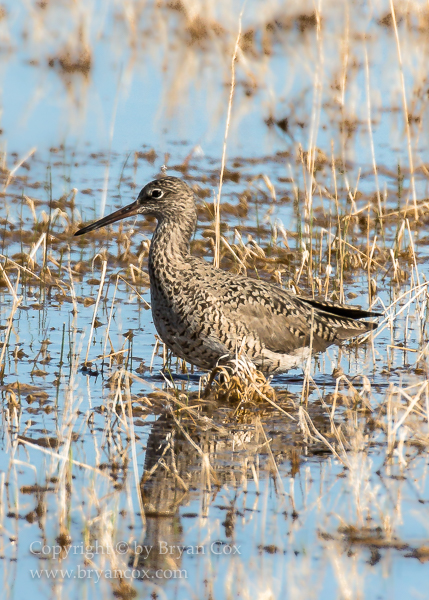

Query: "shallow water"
<box><xmin>1</xmin><ymin>1</ymin><xmax>429</xmax><ymax>599</ymax></box>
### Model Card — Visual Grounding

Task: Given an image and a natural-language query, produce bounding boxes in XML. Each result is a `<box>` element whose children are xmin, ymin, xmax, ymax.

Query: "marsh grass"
<box><xmin>1</xmin><ymin>0</ymin><xmax>429</xmax><ymax>599</ymax></box>
<box><xmin>1</xmin><ymin>168</ymin><xmax>428</xmax><ymax>598</ymax></box>
<box><xmin>2</xmin><ymin>143</ymin><xmax>428</xmax><ymax>597</ymax></box>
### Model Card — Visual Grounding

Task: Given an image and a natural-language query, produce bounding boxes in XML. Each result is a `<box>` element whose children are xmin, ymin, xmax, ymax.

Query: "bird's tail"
<box><xmin>297</xmin><ymin>295</ymin><xmax>382</xmax><ymax>320</ymax></box>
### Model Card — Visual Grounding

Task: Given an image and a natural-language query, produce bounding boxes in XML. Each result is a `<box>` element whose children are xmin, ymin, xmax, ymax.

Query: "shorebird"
<box><xmin>75</xmin><ymin>176</ymin><xmax>380</xmax><ymax>375</ymax></box>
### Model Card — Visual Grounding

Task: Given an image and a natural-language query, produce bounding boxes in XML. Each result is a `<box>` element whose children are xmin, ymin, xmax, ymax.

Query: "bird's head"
<box><xmin>74</xmin><ymin>176</ymin><xmax>195</xmax><ymax>237</ymax></box>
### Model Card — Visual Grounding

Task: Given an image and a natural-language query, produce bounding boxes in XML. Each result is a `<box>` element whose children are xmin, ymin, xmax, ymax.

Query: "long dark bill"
<box><xmin>74</xmin><ymin>199</ymin><xmax>140</xmax><ymax>236</ymax></box>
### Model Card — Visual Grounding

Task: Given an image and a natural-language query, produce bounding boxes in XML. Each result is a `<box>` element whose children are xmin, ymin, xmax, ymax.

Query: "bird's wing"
<box><xmin>186</xmin><ymin>260</ymin><xmax>377</xmax><ymax>355</ymax></box>
<box><xmin>231</xmin><ymin>300</ymin><xmax>336</xmax><ymax>354</ymax></box>
<box><xmin>221</xmin><ymin>279</ymin><xmax>375</xmax><ymax>354</ymax></box>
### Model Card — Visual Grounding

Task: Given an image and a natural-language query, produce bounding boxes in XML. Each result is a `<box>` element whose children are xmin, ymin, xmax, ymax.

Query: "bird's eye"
<box><xmin>151</xmin><ymin>189</ymin><xmax>163</xmax><ymax>199</ymax></box>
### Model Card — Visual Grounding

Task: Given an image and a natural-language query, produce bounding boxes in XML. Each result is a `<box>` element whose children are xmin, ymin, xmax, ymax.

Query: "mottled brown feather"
<box><xmin>75</xmin><ymin>176</ymin><xmax>381</xmax><ymax>375</ymax></box>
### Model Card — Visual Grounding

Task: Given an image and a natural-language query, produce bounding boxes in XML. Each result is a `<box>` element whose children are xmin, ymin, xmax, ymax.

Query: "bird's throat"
<box><xmin>148</xmin><ymin>212</ymin><xmax>197</xmax><ymax>279</ymax></box>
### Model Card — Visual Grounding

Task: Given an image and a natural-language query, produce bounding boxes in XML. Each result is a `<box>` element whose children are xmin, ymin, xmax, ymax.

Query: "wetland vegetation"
<box><xmin>1</xmin><ymin>1</ymin><xmax>429</xmax><ymax>599</ymax></box>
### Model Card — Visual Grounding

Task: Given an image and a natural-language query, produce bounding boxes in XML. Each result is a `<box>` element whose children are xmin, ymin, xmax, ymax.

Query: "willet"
<box><xmin>75</xmin><ymin>176</ymin><xmax>380</xmax><ymax>375</ymax></box>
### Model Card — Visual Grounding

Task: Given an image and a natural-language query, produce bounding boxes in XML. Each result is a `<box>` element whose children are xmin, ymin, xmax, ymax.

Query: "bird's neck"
<box><xmin>149</xmin><ymin>209</ymin><xmax>197</xmax><ymax>275</ymax></box>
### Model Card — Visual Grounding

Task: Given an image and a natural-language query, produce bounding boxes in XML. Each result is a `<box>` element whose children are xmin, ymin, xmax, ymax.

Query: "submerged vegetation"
<box><xmin>1</xmin><ymin>0</ymin><xmax>429</xmax><ymax>598</ymax></box>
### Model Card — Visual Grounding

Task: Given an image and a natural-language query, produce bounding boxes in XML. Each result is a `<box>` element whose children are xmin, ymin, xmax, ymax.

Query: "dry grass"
<box><xmin>1</xmin><ymin>0</ymin><xmax>429</xmax><ymax>599</ymax></box>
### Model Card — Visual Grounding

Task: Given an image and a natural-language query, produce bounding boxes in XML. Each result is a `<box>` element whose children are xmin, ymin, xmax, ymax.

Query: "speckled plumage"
<box><xmin>75</xmin><ymin>176</ymin><xmax>380</xmax><ymax>375</ymax></box>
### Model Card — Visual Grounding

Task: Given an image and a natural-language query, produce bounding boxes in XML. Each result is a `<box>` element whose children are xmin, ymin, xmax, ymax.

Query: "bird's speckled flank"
<box><xmin>75</xmin><ymin>176</ymin><xmax>381</xmax><ymax>375</ymax></box>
